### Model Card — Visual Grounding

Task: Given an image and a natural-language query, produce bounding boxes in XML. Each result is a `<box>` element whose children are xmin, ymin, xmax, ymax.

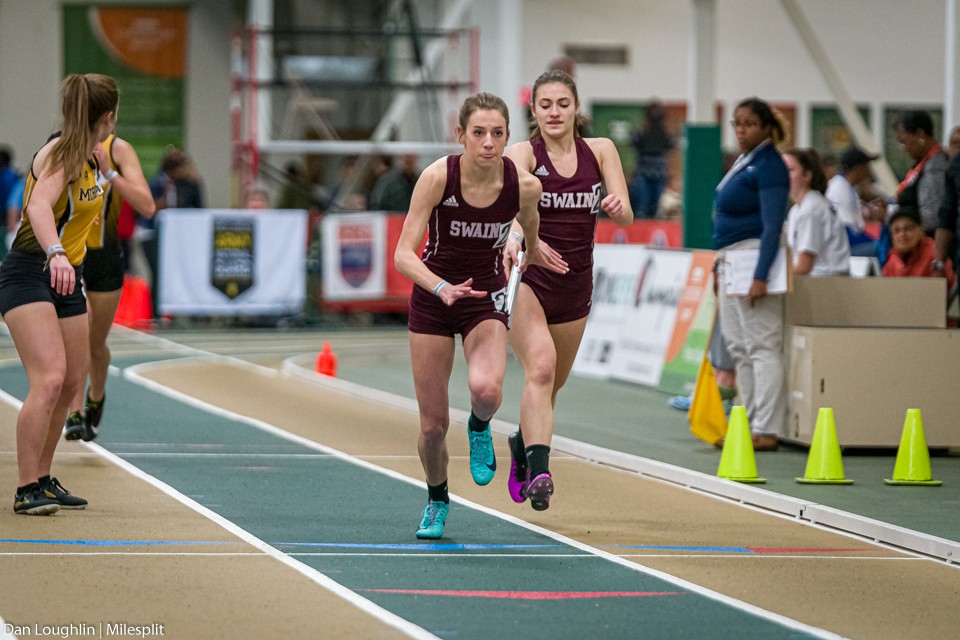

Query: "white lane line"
<box><xmin>0</xmin><ymin>386</ymin><xmax>440</xmax><ymax>640</ymax></box>
<box><xmin>125</xmin><ymin>360</ymin><xmax>845</xmax><ymax>640</ymax></box>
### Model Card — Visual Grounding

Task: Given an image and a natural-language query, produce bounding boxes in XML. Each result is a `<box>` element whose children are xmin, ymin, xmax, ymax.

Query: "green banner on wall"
<box><xmin>63</xmin><ymin>5</ymin><xmax>187</xmax><ymax>176</ymax></box>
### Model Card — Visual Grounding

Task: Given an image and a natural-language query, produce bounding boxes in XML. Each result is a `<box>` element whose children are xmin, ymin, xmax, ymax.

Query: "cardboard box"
<box><xmin>785</xmin><ymin>326</ymin><xmax>960</xmax><ymax>448</ymax></box>
<box><xmin>785</xmin><ymin>276</ymin><xmax>946</xmax><ymax>328</ymax></box>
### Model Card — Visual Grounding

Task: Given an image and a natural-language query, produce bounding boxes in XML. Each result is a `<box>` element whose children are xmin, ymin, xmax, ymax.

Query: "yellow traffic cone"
<box><xmin>884</xmin><ymin>409</ymin><xmax>942</xmax><ymax>486</ymax></box>
<box><xmin>689</xmin><ymin>355</ymin><xmax>728</xmax><ymax>446</ymax></box>
<box><xmin>796</xmin><ymin>408</ymin><xmax>853</xmax><ymax>484</ymax></box>
<box><xmin>717</xmin><ymin>406</ymin><xmax>766</xmax><ymax>484</ymax></box>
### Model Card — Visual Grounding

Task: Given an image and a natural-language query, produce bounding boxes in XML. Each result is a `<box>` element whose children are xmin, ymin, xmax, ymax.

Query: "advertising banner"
<box><xmin>657</xmin><ymin>251</ymin><xmax>717</xmax><ymax>395</ymax></box>
<box><xmin>322</xmin><ymin>213</ymin><xmax>388</xmax><ymax>300</ymax></box>
<box><xmin>608</xmin><ymin>249</ymin><xmax>693</xmax><ymax>386</ymax></box>
<box><xmin>572</xmin><ymin>245</ymin><xmax>650</xmax><ymax>379</ymax></box>
<box><xmin>158</xmin><ymin>209</ymin><xmax>307</xmax><ymax>315</ymax></box>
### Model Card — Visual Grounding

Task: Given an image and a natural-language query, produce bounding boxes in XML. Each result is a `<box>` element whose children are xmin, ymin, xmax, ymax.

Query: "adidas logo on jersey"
<box><xmin>442</xmin><ymin>195</ymin><xmax>459</xmax><ymax>207</ymax></box>
<box><xmin>534</xmin><ymin>165</ymin><xmax>549</xmax><ymax>177</ymax></box>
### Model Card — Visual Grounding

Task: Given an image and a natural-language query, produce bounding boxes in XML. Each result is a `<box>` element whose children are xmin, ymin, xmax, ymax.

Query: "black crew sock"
<box><xmin>427</xmin><ymin>480</ymin><xmax>449</xmax><ymax>504</ymax></box>
<box><xmin>512</xmin><ymin>427</ymin><xmax>526</xmax><ymax>459</ymax></box>
<box><xmin>468</xmin><ymin>411</ymin><xmax>490</xmax><ymax>433</ymax></box>
<box><xmin>525</xmin><ymin>445</ymin><xmax>550</xmax><ymax>479</ymax></box>
<box><xmin>16</xmin><ymin>482</ymin><xmax>39</xmax><ymax>496</ymax></box>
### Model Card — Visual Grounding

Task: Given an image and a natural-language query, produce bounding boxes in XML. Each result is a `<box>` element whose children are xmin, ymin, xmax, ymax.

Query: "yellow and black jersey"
<box><xmin>86</xmin><ymin>134</ymin><xmax>121</xmax><ymax>251</ymax></box>
<box><xmin>12</xmin><ymin>137</ymin><xmax>105</xmax><ymax>266</ymax></box>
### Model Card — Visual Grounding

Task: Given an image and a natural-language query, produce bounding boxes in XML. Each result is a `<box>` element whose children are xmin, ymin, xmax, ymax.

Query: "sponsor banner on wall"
<box><xmin>657</xmin><ymin>251</ymin><xmax>717</xmax><ymax>395</ymax></box>
<box><xmin>158</xmin><ymin>209</ymin><xmax>307</xmax><ymax>315</ymax></box>
<box><xmin>571</xmin><ymin>245</ymin><xmax>650</xmax><ymax>379</ymax></box>
<box><xmin>608</xmin><ymin>249</ymin><xmax>693</xmax><ymax>386</ymax></box>
<box><xmin>322</xmin><ymin>213</ymin><xmax>387</xmax><ymax>300</ymax></box>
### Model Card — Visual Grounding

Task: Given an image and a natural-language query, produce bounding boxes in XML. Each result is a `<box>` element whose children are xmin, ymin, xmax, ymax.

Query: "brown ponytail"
<box><xmin>48</xmin><ymin>73</ymin><xmax>119</xmax><ymax>180</ymax></box>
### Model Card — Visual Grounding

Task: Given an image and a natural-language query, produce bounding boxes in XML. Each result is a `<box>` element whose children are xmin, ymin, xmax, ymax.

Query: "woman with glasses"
<box><xmin>713</xmin><ymin>97</ymin><xmax>790</xmax><ymax>451</ymax></box>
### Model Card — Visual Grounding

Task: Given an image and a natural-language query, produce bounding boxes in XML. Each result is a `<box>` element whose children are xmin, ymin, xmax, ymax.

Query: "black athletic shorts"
<box><xmin>0</xmin><ymin>251</ymin><xmax>86</xmax><ymax>318</ymax></box>
<box><xmin>83</xmin><ymin>246</ymin><xmax>124</xmax><ymax>292</ymax></box>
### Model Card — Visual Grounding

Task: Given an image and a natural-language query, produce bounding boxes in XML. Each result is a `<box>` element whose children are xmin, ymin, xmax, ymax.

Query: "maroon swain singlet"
<box><xmin>523</xmin><ymin>135</ymin><xmax>602</xmax><ymax>323</ymax></box>
<box><xmin>407</xmin><ymin>154</ymin><xmax>520</xmax><ymax>337</ymax></box>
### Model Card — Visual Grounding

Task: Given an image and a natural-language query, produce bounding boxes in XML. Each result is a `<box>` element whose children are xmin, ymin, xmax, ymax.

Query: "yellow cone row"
<box><xmin>715</xmin><ymin>406</ymin><xmax>941</xmax><ymax>486</ymax></box>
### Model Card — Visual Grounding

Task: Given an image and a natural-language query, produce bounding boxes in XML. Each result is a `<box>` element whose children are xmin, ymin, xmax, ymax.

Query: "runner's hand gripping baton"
<box><xmin>505</xmin><ymin>251</ymin><xmax>524</xmax><ymax>327</ymax></box>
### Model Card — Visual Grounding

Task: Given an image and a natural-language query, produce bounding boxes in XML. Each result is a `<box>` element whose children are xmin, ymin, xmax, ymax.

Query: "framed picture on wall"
<box><xmin>809</xmin><ymin>104</ymin><xmax>872</xmax><ymax>161</ymax></box>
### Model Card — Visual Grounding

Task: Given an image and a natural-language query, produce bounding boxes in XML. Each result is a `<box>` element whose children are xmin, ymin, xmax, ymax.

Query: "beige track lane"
<box><xmin>0</xmin><ymin>397</ymin><xmax>423</xmax><ymax>639</ymax></box>
<box><xmin>137</xmin><ymin>358</ymin><xmax>960</xmax><ymax>640</ymax></box>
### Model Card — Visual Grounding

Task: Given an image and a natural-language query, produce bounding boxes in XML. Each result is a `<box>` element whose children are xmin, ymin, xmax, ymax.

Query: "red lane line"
<box><xmin>747</xmin><ymin>547</ymin><xmax>873</xmax><ymax>553</ymax></box>
<box><xmin>363</xmin><ymin>589</ymin><xmax>685</xmax><ymax>600</ymax></box>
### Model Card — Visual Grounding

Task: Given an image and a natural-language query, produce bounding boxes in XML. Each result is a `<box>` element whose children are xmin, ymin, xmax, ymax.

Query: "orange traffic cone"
<box><xmin>115</xmin><ymin>275</ymin><xmax>154</xmax><ymax>328</ymax></box>
<box><xmin>315</xmin><ymin>341</ymin><xmax>338</xmax><ymax>377</ymax></box>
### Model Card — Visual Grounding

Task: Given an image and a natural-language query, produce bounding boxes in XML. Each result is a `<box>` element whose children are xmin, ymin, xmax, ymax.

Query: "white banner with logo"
<box><xmin>572</xmin><ymin>245</ymin><xmax>650</xmax><ymax>379</ymax></box>
<box><xmin>322</xmin><ymin>213</ymin><xmax>388</xmax><ymax>300</ymax></box>
<box><xmin>157</xmin><ymin>208</ymin><xmax>307</xmax><ymax>315</ymax></box>
<box><xmin>608</xmin><ymin>249</ymin><xmax>693</xmax><ymax>386</ymax></box>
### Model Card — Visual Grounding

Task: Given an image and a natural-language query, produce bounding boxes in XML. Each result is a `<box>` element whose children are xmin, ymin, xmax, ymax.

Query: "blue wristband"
<box><xmin>433</xmin><ymin>280</ymin><xmax>449</xmax><ymax>296</ymax></box>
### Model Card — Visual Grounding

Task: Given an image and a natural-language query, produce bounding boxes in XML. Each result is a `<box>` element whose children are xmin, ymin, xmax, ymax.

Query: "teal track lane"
<box><xmin>0</xmin><ymin>356</ymin><xmax>825</xmax><ymax>640</ymax></box>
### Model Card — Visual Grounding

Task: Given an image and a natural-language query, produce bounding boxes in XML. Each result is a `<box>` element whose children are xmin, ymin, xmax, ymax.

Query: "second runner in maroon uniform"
<box><xmin>503</xmin><ymin>70</ymin><xmax>633</xmax><ymax>510</ymax></box>
<box><xmin>395</xmin><ymin>92</ymin><xmax>567</xmax><ymax>539</ymax></box>
<box><xmin>522</xmin><ymin>134</ymin><xmax>602</xmax><ymax>323</ymax></box>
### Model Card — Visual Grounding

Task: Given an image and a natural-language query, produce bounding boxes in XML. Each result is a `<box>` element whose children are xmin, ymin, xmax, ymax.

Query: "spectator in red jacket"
<box><xmin>883</xmin><ymin>206</ymin><xmax>955</xmax><ymax>289</ymax></box>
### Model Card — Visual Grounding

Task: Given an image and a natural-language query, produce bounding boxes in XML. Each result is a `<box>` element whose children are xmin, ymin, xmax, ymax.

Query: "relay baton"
<box><xmin>505</xmin><ymin>250</ymin><xmax>524</xmax><ymax>327</ymax></box>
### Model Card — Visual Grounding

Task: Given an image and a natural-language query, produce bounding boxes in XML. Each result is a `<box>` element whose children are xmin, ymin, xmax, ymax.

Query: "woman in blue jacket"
<box><xmin>714</xmin><ymin>97</ymin><xmax>790</xmax><ymax>451</ymax></box>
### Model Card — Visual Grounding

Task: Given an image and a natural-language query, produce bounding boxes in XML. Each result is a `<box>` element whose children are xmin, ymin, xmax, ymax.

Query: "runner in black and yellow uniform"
<box><xmin>0</xmin><ymin>73</ymin><xmax>120</xmax><ymax>515</ymax></box>
<box><xmin>63</xmin><ymin>133</ymin><xmax>154</xmax><ymax>442</ymax></box>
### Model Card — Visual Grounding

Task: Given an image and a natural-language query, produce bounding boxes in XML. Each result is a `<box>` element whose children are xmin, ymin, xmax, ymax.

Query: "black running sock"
<box><xmin>512</xmin><ymin>427</ymin><xmax>526</xmax><ymax>458</ymax></box>
<box><xmin>16</xmin><ymin>482</ymin><xmax>39</xmax><ymax>496</ymax></box>
<box><xmin>38</xmin><ymin>475</ymin><xmax>51</xmax><ymax>485</ymax></box>
<box><xmin>525</xmin><ymin>445</ymin><xmax>550</xmax><ymax>479</ymax></box>
<box><xmin>468</xmin><ymin>411</ymin><xmax>490</xmax><ymax>433</ymax></box>
<box><xmin>427</xmin><ymin>480</ymin><xmax>449</xmax><ymax>504</ymax></box>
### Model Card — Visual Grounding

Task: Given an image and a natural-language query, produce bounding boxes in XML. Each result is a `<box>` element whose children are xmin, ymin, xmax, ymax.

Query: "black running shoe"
<box><xmin>40</xmin><ymin>476</ymin><xmax>88</xmax><ymax>510</ymax></box>
<box><xmin>14</xmin><ymin>484</ymin><xmax>60</xmax><ymax>515</ymax></box>
<box><xmin>82</xmin><ymin>392</ymin><xmax>104</xmax><ymax>441</ymax></box>
<box><xmin>63</xmin><ymin>411</ymin><xmax>85</xmax><ymax>441</ymax></box>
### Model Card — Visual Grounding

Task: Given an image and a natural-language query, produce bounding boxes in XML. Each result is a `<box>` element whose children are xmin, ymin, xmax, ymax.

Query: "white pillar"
<box><xmin>496</xmin><ymin>0</ymin><xmax>524</xmax><ymax>144</ymax></box>
<box><xmin>248</xmin><ymin>0</ymin><xmax>273</xmax><ymax>149</ymax></box>
<box><xmin>688</xmin><ymin>0</ymin><xmax>716</xmax><ymax>124</ymax></box>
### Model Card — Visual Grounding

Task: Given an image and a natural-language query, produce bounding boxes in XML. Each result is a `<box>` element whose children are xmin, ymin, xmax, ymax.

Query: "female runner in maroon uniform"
<box><xmin>503</xmin><ymin>70</ymin><xmax>633</xmax><ymax>510</ymax></box>
<box><xmin>395</xmin><ymin>92</ymin><xmax>567</xmax><ymax>539</ymax></box>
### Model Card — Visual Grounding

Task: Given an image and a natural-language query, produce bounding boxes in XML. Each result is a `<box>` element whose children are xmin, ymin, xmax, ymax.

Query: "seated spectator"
<box><xmin>278</xmin><ymin>161</ymin><xmax>317</xmax><ymax>210</ymax></box>
<box><xmin>825</xmin><ymin>146</ymin><xmax>884</xmax><ymax>257</ymax></box>
<box><xmin>947</xmin><ymin>126</ymin><xmax>960</xmax><ymax>160</ymax></box>
<box><xmin>784</xmin><ymin>148</ymin><xmax>851</xmax><ymax>276</ymax></box>
<box><xmin>242</xmin><ymin>182</ymin><xmax>271</xmax><ymax>209</ymax></box>
<box><xmin>882</xmin><ymin>206</ymin><xmax>955</xmax><ymax>288</ymax></box>
<box><xmin>368</xmin><ymin>153</ymin><xmax>419</xmax><ymax>212</ymax></box>
<box><xmin>821</xmin><ymin>154</ymin><xmax>838</xmax><ymax>181</ymax></box>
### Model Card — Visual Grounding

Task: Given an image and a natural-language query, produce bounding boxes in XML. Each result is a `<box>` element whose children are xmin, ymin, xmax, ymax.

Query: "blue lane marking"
<box><xmin>0</xmin><ymin>539</ymin><xmax>232</xmax><ymax>546</ymax></box>
<box><xmin>614</xmin><ymin>545</ymin><xmax>754</xmax><ymax>553</ymax></box>
<box><xmin>275</xmin><ymin>542</ymin><xmax>565</xmax><ymax>551</ymax></box>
